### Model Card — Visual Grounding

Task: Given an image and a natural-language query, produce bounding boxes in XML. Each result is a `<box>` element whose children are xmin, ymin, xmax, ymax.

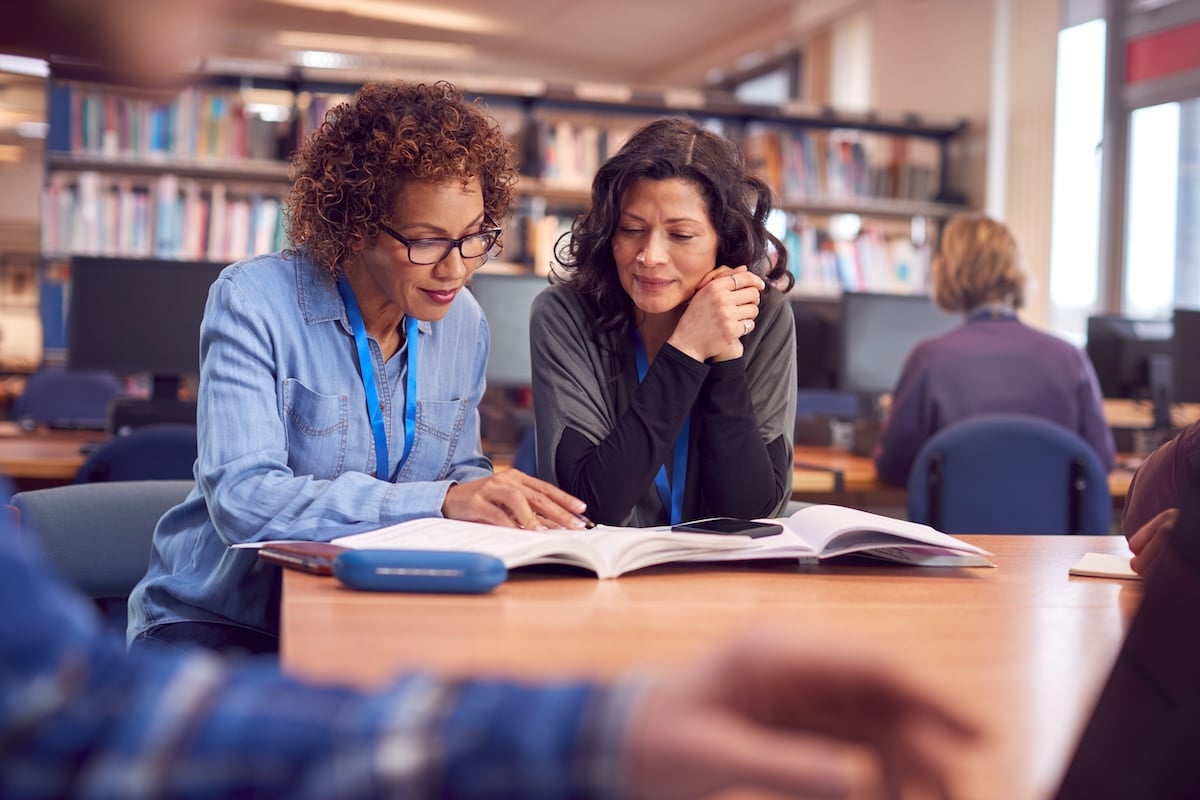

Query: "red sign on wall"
<box><xmin>1126</xmin><ymin>19</ymin><xmax>1200</xmax><ymax>84</ymax></box>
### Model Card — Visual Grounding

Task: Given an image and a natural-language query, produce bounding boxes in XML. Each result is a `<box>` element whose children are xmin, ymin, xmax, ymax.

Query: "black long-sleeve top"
<box><xmin>529</xmin><ymin>284</ymin><xmax>797</xmax><ymax>527</ymax></box>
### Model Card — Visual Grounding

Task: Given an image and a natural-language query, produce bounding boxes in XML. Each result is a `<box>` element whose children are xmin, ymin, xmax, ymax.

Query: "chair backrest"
<box><xmin>9</xmin><ymin>480</ymin><xmax>194</xmax><ymax>629</ymax></box>
<box><xmin>12</xmin><ymin>366</ymin><xmax>126</xmax><ymax>430</ymax></box>
<box><xmin>512</xmin><ymin>426</ymin><xmax>537</xmax><ymax>475</ymax></box>
<box><xmin>906</xmin><ymin>413</ymin><xmax>1112</xmax><ymax>535</ymax></box>
<box><xmin>74</xmin><ymin>423</ymin><xmax>198</xmax><ymax>483</ymax></box>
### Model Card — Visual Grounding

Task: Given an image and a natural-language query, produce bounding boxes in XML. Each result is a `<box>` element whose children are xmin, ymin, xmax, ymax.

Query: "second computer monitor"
<box><xmin>467</xmin><ymin>272</ymin><xmax>551</xmax><ymax>388</ymax></box>
<box><xmin>1085</xmin><ymin>315</ymin><xmax>1174</xmax><ymax>400</ymax></box>
<box><xmin>67</xmin><ymin>255</ymin><xmax>226</xmax><ymax>400</ymax></box>
<box><xmin>838</xmin><ymin>291</ymin><xmax>960</xmax><ymax>398</ymax></box>
<box><xmin>1172</xmin><ymin>308</ymin><xmax>1200</xmax><ymax>403</ymax></box>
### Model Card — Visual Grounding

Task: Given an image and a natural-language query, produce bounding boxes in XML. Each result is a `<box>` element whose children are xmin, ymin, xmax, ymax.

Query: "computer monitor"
<box><xmin>467</xmin><ymin>272</ymin><xmax>550</xmax><ymax>388</ymax></box>
<box><xmin>790</xmin><ymin>295</ymin><xmax>841</xmax><ymax>389</ymax></box>
<box><xmin>1084</xmin><ymin>314</ymin><xmax>1174</xmax><ymax>432</ymax></box>
<box><xmin>837</xmin><ymin>291</ymin><xmax>960</xmax><ymax>400</ymax></box>
<box><xmin>1171</xmin><ymin>308</ymin><xmax>1200</xmax><ymax>404</ymax></box>
<box><xmin>66</xmin><ymin>255</ymin><xmax>225</xmax><ymax>416</ymax></box>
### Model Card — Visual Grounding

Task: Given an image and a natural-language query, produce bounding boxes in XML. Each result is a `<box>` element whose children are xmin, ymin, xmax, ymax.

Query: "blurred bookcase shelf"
<box><xmin>39</xmin><ymin>63</ymin><xmax>971</xmax><ymax>295</ymax></box>
<box><xmin>45</xmin><ymin>152</ymin><xmax>292</xmax><ymax>184</ymax></box>
<box><xmin>778</xmin><ymin>196</ymin><xmax>966</xmax><ymax>220</ymax></box>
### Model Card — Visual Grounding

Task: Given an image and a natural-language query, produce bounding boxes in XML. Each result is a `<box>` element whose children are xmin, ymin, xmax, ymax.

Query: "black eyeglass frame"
<box><xmin>379</xmin><ymin>224</ymin><xmax>502</xmax><ymax>266</ymax></box>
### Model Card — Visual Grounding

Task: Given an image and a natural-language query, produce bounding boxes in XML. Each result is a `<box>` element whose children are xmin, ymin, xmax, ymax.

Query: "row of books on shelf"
<box><xmin>501</xmin><ymin>203</ymin><xmax>930</xmax><ymax>293</ymax></box>
<box><xmin>42</xmin><ymin>173</ymin><xmax>287</xmax><ymax>262</ymax></box>
<box><xmin>524</xmin><ymin>114</ymin><xmax>650</xmax><ymax>189</ymax></box>
<box><xmin>783</xmin><ymin>225</ymin><xmax>931</xmax><ymax>295</ymax></box>
<box><xmin>743</xmin><ymin>123</ymin><xmax>942</xmax><ymax>204</ymax></box>
<box><xmin>294</xmin><ymin>91</ymin><xmax>349</xmax><ymax>150</ymax></box>
<box><xmin>500</xmin><ymin>198</ymin><xmax>575</xmax><ymax>276</ymax></box>
<box><xmin>47</xmin><ymin>82</ymin><xmax>293</xmax><ymax>163</ymax></box>
<box><xmin>38</xmin><ymin>169</ymin><xmax>932</xmax><ymax>295</ymax></box>
<box><xmin>47</xmin><ymin>82</ymin><xmax>944</xmax><ymax>207</ymax></box>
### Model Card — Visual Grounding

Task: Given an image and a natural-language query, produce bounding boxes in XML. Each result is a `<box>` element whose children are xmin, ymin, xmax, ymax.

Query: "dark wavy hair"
<box><xmin>553</xmin><ymin>117</ymin><xmax>792</xmax><ymax>332</ymax></box>
<box><xmin>285</xmin><ymin>80</ymin><xmax>518</xmax><ymax>277</ymax></box>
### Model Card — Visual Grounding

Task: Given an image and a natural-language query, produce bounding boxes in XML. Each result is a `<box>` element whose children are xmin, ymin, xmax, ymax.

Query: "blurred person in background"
<box><xmin>874</xmin><ymin>213</ymin><xmax>1115</xmax><ymax>486</ymax></box>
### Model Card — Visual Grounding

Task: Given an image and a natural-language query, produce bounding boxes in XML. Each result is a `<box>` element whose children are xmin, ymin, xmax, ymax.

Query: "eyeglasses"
<box><xmin>380</xmin><ymin>224</ymin><xmax>502</xmax><ymax>266</ymax></box>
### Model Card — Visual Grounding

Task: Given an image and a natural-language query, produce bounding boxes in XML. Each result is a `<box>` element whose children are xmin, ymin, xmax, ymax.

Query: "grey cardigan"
<box><xmin>530</xmin><ymin>283</ymin><xmax>796</xmax><ymax>526</ymax></box>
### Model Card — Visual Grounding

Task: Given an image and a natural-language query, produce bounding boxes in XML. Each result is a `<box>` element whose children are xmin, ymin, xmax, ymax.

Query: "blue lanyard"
<box><xmin>338</xmin><ymin>278</ymin><xmax>418</xmax><ymax>480</ymax></box>
<box><xmin>632</xmin><ymin>329</ymin><xmax>689</xmax><ymax>524</ymax></box>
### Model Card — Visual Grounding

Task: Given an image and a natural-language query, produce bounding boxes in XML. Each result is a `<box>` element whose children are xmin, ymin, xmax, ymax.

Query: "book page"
<box><xmin>778</xmin><ymin>505</ymin><xmax>992</xmax><ymax>560</ymax></box>
<box><xmin>331</xmin><ymin>518</ymin><xmax>607</xmax><ymax>572</ymax></box>
<box><xmin>329</xmin><ymin>519</ymin><xmax>752</xmax><ymax>579</ymax></box>
<box><xmin>682</xmin><ymin>526</ymin><xmax>819</xmax><ymax>563</ymax></box>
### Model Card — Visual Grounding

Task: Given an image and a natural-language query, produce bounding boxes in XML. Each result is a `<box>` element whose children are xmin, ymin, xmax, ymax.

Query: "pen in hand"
<box><xmin>531</xmin><ymin>513</ymin><xmax>596</xmax><ymax>530</ymax></box>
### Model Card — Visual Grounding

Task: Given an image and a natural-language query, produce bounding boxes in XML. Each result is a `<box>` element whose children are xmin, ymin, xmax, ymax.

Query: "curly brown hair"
<box><xmin>285</xmin><ymin>80</ymin><xmax>519</xmax><ymax>277</ymax></box>
<box><xmin>553</xmin><ymin>117</ymin><xmax>793</xmax><ymax>334</ymax></box>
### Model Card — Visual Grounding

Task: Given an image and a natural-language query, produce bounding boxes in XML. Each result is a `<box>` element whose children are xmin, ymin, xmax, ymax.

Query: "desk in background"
<box><xmin>792</xmin><ymin>444</ymin><xmax>1137</xmax><ymax>510</ymax></box>
<box><xmin>281</xmin><ymin>534</ymin><xmax>1137</xmax><ymax>800</ymax></box>
<box><xmin>0</xmin><ymin>422</ymin><xmax>105</xmax><ymax>491</ymax></box>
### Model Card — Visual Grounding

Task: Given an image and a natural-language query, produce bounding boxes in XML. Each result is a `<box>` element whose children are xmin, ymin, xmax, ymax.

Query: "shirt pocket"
<box><xmin>282</xmin><ymin>378</ymin><xmax>349</xmax><ymax>481</ymax></box>
<box><xmin>398</xmin><ymin>397</ymin><xmax>468</xmax><ymax>481</ymax></box>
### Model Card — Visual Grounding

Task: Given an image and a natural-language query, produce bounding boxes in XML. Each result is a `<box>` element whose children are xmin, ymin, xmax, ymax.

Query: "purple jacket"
<box><xmin>874</xmin><ymin>315</ymin><xmax>1116</xmax><ymax>486</ymax></box>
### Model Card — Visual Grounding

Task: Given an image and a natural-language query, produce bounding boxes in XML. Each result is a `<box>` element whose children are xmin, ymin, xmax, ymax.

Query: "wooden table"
<box><xmin>281</xmin><ymin>534</ymin><xmax>1139</xmax><ymax>800</ymax></box>
<box><xmin>0</xmin><ymin>422</ymin><xmax>106</xmax><ymax>490</ymax></box>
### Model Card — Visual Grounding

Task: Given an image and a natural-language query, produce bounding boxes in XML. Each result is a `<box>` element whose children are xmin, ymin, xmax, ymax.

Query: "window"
<box><xmin>1124</xmin><ymin>97</ymin><xmax>1200</xmax><ymax>316</ymax></box>
<box><xmin>1048</xmin><ymin>18</ymin><xmax>1107</xmax><ymax>342</ymax></box>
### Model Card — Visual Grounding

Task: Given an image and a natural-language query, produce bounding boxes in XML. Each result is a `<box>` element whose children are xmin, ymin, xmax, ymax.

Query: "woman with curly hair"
<box><xmin>129</xmin><ymin>81</ymin><xmax>588</xmax><ymax>655</ymax></box>
<box><xmin>873</xmin><ymin>212</ymin><xmax>1115</xmax><ymax>486</ymax></box>
<box><xmin>529</xmin><ymin>118</ymin><xmax>797</xmax><ymax>526</ymax></box>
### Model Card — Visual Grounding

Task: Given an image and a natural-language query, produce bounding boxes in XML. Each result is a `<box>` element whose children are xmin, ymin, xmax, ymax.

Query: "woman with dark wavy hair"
<box><xmin>129</xmin><ymin>81</ymin><xmax>588</xmax><ymax>656</ymax></box>
<box><xmin>530</xmin><ymin>117</ymin><xmax>797</xmax><ymax>526</ymax></box>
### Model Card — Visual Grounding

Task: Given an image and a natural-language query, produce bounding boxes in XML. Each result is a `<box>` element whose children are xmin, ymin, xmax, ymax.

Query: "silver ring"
<box><xmin>742</xmin><ymin>319</ymin><xmax>752</xmax><ymax>335</ymax></box>
<box><xmin>731</xmin><ymin>275</ymin><xmax>738</xmax><ymax>290</ymax></box>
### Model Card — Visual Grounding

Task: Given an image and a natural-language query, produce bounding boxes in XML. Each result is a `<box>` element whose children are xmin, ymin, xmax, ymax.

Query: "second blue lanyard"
<box><xmin>339</xmin><ymin>278</ymin><xmax>418</xmax><ymax>480</ymax></box>
<box><xmin>632</xmin><ymin>331</ymin><xmax>689</xmax><ymax>524</ymax></box>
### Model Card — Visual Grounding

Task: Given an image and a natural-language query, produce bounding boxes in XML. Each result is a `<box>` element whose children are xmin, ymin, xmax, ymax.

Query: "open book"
<box><xmin>290</xmin><ymin>504</ymin><xmax>992</xmax><ymax>579</ymax></box>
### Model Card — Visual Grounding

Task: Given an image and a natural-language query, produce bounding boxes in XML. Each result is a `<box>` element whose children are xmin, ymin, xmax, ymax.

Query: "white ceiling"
<box><xmin>209</xmin><ymin>0</ymin><xmax>863</xmax><ymax>88</ymax></box>
<box><xmin>0</xmin><ymin>0</ymin><xmax>866</xmax><ymax>159</ymax></box>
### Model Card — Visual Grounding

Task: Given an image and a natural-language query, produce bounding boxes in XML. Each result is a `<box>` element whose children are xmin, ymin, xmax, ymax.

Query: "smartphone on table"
<box><xmin>671</xmin><ymin>517</ymin><xmax>783</xmax><ymax>538</ymax></box>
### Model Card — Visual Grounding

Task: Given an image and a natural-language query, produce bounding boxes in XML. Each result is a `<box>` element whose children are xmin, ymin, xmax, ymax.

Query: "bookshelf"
<box><xmin>37</xmin><ymin>65</ymin><xmax>971</xmax><ymax>343</ymax></box>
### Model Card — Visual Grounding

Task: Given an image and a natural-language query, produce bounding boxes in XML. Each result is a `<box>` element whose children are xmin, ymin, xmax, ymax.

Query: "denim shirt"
<box><xmin>1</xmin><ymin>492</ymin><xmax>631</xmax><ymax>800</ymax></box>
<box><xmin>128</xmin><ymin>251</ymin><xmax>494</xmax><ymax>643</ymax></box>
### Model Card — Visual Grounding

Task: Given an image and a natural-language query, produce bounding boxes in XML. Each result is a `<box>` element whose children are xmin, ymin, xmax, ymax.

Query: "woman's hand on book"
<box><xmin>621</xmin><ymin>626</ymin><xmax>980</xmax><ymax>799</ymax></box>
<box><xmin>442</xmin><ymin>470</ymin><xmax>590</xmax><ymax>530</ymax></box>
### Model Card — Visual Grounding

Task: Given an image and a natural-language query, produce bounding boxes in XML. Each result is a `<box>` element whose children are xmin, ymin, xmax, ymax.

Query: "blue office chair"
<box><xmin>74</xmin><ymin>423</ymin><xmax>198</xmax><ymax>483</ymax></box>
<box><xmin>512</xmin><ymin>426</ymin><xmax>537</xmax><ymax>475</ymax></box>
<box><xmin>12</xmin><ymin>365</ymin><xmax>126</xmax><ymax>430</ymax></box>
<box><xmin>9</xmin><ymin>480</ymin><xmax>194</xmax><ymax>631</ymax></box>
<box><xmin>906</xmin><ymin>413</ymin><xmax>1112</xmax><ymax>535</ymax></box>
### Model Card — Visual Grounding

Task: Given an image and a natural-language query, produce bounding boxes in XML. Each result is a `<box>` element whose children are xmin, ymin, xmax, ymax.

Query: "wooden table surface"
<box><xmin>281</xmin><ymin>534</ymin><xmax>1138</xmax><ymax>800</ymax></box>
<box><xmin>0</xmin><ymin>422</ymin><xmax>106</xmax><ymax>486</ymax></box>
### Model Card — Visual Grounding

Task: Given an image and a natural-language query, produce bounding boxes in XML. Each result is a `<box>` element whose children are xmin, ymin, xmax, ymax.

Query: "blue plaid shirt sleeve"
<box><xmin>1</xmin><ymin>520</ymin><xmax>634</xmax><ymax>799</ymax></box>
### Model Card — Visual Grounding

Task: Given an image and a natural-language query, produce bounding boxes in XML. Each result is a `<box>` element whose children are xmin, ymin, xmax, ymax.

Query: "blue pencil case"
<box><xmin>333</xmin><ymin>549</ymin><xmax>507</xmax><ymax>594</ymax></box>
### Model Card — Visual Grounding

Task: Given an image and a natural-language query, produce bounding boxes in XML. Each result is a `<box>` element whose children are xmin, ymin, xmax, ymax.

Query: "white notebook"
<box><xmin>1069</xmin><ymin>552</ymin><xmax>1141</xmax><ymax>581</ymax></box>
